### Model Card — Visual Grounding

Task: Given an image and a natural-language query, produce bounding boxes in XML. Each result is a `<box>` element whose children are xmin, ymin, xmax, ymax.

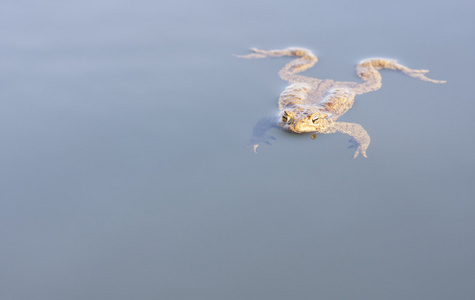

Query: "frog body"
<box><xmin>236</xmin><ymin>48</ymin><xmax>446</xmax><ymax>158</ymax></box>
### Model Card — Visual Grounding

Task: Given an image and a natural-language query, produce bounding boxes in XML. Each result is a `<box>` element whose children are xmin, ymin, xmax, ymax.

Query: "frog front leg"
<box><xmin>325</xmin><ymin>122</ymin><xmax>371</xmax><ymax>158</ymax></box>
<box><xmin>247</xmin><ymin>116</ymin><xmax>279</xmax><ymax>153</ymax></box>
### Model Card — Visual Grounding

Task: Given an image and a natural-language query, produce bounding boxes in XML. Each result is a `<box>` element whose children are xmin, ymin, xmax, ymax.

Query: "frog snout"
<box><xmin>289</xmin><ymin>120</ymin><xmax>310</xmax><ymax>133</ymax></box>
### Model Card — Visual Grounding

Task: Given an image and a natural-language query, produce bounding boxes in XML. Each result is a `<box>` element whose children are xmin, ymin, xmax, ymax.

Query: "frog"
<box><xmin>236</xmin><ymin>47</ymin><xmax>446</xmax><ymax>158</ymax></box>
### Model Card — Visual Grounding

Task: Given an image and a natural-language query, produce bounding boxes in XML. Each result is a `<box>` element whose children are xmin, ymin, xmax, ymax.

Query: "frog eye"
<box><xmin>281</xmin><ymin>111</ymin><xmax>292</xmax><ymax>123</ymax></box>
<box><xmin>311</xmin><ymin>114</ymin><xmax>319</xmax><ymax>124</ymax></box>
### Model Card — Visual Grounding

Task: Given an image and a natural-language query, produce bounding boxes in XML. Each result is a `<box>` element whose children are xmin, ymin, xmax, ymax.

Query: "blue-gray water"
<box><xmin>1</xmin><ymin>0</ymin><xmax>474</xmax><ymax>299</ymax></box>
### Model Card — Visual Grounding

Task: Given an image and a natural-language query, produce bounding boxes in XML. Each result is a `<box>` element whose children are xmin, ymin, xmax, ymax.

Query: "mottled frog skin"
<box><xmin>236</xmin><ymin>47</ymin><xmax>446</xmax><ymax>158</ymax></box>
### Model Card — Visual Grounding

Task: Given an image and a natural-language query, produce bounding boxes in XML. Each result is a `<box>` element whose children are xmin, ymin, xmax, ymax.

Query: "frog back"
<box><xmin>319</xmin><ymin>88</ymin><xmax>356</xmax><ymax>118</ymax></box>
<box><xmin>278</xmin><ymin>83</ymin><xmax>312</xmax><ymax>111</ymax></box>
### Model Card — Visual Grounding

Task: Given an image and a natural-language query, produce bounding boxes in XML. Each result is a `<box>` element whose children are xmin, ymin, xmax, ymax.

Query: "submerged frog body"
<box><xmin>236</xmin><ymin>48</ymin><xmax>446</xmax><ymax>158</ymax></box>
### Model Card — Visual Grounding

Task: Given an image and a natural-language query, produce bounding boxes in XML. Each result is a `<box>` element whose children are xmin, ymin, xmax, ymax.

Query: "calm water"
<box><xmin>1</xmin><ymin>0</ymin><xmax>475</xmax><ymax>299</ymax></box>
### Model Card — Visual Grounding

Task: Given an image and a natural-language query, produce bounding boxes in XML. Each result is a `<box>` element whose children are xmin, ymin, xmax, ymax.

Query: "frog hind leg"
<box><xmin>235</xmin><ymin>48</ymin><xmax>320</xmax><ymax>84</ymax></box>
<box><xmin>354</xmin><ymin>58</ymin><xmax>446</xmax><ymax>95</ymax></box>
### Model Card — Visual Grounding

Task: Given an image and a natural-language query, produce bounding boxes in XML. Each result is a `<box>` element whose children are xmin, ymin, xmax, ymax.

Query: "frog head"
<box><xmin>278</xmin><ymin>110</ymin><xmax>331</xmax><ymax>133</ymax></box>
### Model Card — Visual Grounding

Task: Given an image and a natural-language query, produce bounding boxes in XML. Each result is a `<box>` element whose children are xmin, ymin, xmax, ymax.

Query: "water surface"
<box><xmin>1</xmin><ymin>0</ymin><xmax>474</xmax><ymax>299</ymax></box>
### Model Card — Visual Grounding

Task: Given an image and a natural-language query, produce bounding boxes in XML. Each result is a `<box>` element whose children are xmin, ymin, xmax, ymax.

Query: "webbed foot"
<box><xmin>234</xmin><ymin>48</ymin><xmax>292</xmax><ymax>59</ymax></box>
<box><xmin>348</xmin><ymin>138</ymin><xmax>368</xmax><ymax>158</ymax></box>
<box><xmin>404</xmin><ymin>68</ymin><xmax>447</xmax><ymax>84</ymax></box>
<box><xmin>247</xmin><ymin>134</ymin><xmax>276</xmax><ymax>153</ymax></box>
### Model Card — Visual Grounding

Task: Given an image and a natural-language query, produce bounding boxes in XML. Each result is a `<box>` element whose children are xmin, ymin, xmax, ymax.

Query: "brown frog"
<box><xmin>236</xmin><ymin>47</ymin><xmax>446</xmax><ymax>158</ymax></box>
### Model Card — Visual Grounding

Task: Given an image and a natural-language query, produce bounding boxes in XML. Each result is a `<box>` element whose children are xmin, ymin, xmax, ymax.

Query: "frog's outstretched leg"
<box><xmin>235</xmin><ymin>48</ymin><xmax>321</xmax><ymax>85</ymax></box>
<box><xmin>323</xmin><ymin>122</ymin><xmax>371</xmax><ymax>158</ymax></box>
<box><xmin>354</xmin><ymin>58</ymin><xmax>446</xmax><ymax>95</ymax></box>
<box><xmin>247</xmin><ymin>116</ymin><xmax>279</xmax><ymax>153</ymax></box>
